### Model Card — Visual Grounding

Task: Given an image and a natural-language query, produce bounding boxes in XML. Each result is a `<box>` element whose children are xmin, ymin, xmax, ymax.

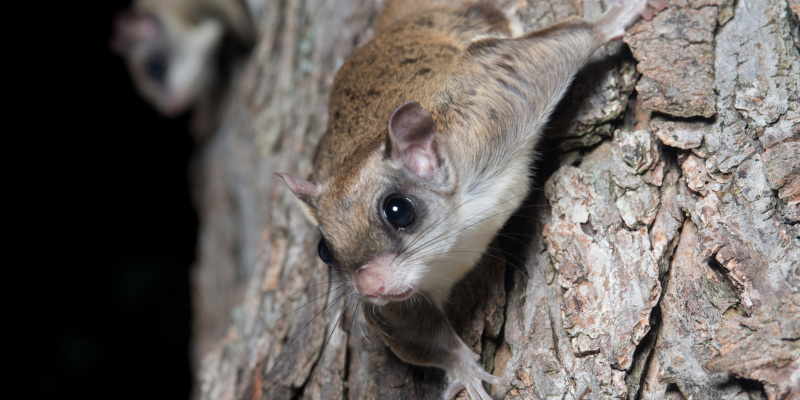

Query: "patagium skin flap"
<box><xmin>278</xmin><ymin>0</ymin><xmax>665</xmax><ymax>398</ymax></box>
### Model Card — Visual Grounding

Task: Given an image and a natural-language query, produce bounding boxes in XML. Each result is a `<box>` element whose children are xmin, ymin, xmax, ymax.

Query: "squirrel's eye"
<box><xmin>145</xmin><ymin>54</ymin><xmax>167</xmax><ymax>80</ymax></box>
<box><xmin>318</xmin><ymin>238</ymin><xmax>334</xmax><ymax>266</ymax></box>
<box><xmin>382</xmin><ymin>195</ymin><xmax>415</xmax><ymax>228</ymax></box>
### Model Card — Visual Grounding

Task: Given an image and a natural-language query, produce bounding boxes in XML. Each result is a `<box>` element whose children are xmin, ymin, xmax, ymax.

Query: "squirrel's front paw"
<box><xmin>441</xmin><ymin>355</ymin><xmax>509</xmax><ymax>400</ymax></box>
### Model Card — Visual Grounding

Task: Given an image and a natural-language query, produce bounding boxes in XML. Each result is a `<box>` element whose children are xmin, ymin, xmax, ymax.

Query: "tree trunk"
<box><xmin>193</xmin><ymin>0</ymin><xmax>799</xmax><ymax>399</ymax></box>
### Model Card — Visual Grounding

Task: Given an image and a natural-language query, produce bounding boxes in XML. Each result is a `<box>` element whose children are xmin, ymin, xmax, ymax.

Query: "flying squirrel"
<box><xmin>277</xmin><ymin>0</ymin><xmax>665</xmax><ymax>398</ymax></box>
<box><xmin>111</xmin><ymin>0</ymin><xmax>255</xmax><ymax>134</ymax></box>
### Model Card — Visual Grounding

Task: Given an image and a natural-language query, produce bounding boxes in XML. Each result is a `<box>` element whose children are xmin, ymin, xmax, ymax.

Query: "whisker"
<box><xmin>247</xmin><ymin>286</ymin><xmax>352</xmax><ymax>400</ymax></box>
<box><xmin>411</xmin><ymin>248</ymin><xmax>527</xmax><ymax>280</ymax></box>
<box><xmin>357</xmin><ymin>304</ymin><xmax>374</xmax><ymax>347</ymax></box>
<box><xmin>261</xmin><ymin>282</ymin><xmax>349</xmax><ymax>330</ymax></box>
<box><xmin>398</xmin><ymin>194</ymin><xmax>532</xmax><ymax>265</ymax></box>
<box><xmin>417</xmin><ymin>291</ymin><xmax>435</xmax><ymax>308</ymax></box>
<box><xmin>409</xmin><ymin>235</ymin><xmax>528</xmax><ymax>274</ymax></box>
<box><xmin>351</xmin><ymin>299</ymin><xmax>380</xmax><ymax>389</ymax></box>
<box><xmin>398</xmin><ymin>190</ymin><xmax>481</xmax><ymax>253</ymax></box>
<box><xmin>304</xmin><ymin>292</ymin><xmax>356</xmax><ymax>400</ymax></box>
<box><xmin>396</xmin><ymin>184</ymin><xmax>534</xmax><ymax>262</ymax></box>
<box><xmin>366</xmin><ymin>303</ymin><xmax>395</xmax><ymax>340</ymax></box>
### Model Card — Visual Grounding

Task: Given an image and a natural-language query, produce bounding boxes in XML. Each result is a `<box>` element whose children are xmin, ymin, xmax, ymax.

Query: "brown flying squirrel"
<box><xmin>110</xmin><ymin>0</ymin><xmax>254</xmax><ymax>122</ymax></box>
<box><xmin>278</xmin><ymin>0</ymin><xmax>665</xmax><ymax>398</ymax></box>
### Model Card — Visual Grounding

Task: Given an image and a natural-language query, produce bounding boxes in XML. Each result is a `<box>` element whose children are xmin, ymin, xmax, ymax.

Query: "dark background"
<box><xmin>37</xmin><ymin>1</ymin><xmax>197</xmax><ymax>398</ymax></box>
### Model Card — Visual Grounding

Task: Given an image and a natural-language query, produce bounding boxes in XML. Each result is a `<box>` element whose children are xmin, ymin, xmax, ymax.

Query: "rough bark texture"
<box><xmin>194</xmin><ymin>0</ymin><xmax>799</xmax><ymax>399</ymax></box>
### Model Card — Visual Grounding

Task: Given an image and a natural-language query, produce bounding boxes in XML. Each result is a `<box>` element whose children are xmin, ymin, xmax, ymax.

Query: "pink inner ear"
<box><xmin>387</xmin><ymin>101</ymin><xmax>438</xmax><ymax>177</ymax></box>
<box><xmin>405</xmin><ymin>147</ymin><xmax>436</xmax><ymax>175</ymax></box>
<box><xmin>111</xmin><ymin>11</ymin><xmax>135</xmax><ymax>53</ymax></box>
<box><xmin>111</xmin><ymin>11</ymin><xmax>160</xmax><ymax>53</ymax></box>
<box><xmin>132</xmin><ymin>16</ymin><xmax>160</xmax><ymax>40</ymax></box>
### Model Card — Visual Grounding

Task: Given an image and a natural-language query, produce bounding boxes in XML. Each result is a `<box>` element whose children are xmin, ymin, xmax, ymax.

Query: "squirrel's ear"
<box><xmin>276</xmin><ymin>172</ymin><xmax>316</xmax><ymax>203</ymax></box>
<box><xmin>386</xmin><ymin>101</ymin><xmax>439</xmax><ymax>177</ymax></box>
<box><xmin>275</xmin><ymin>172</ymin><xmax>318</xmax><ymax>224</ymax></box>
<box><xmin>110</xmin><ymin>11</ymin><xmax>160</xmax><ymax>54</ymax></box>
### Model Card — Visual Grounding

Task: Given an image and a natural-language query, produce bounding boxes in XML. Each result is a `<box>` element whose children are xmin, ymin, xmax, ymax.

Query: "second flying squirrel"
<box><xmin>111</xmin><ymin>0</ymin><xmax>255</xmax><ymax>129</ymax></box>
<box><xmin>278</xmin><ymin>0</ymin><xmax>665</xmax><ymax>399</ymax></box>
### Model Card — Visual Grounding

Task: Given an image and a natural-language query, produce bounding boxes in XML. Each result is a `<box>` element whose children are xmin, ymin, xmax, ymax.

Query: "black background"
<box><xmin>36</xmin><ymin>1</ymin><xmax>197</xmax><ymax>398</ymax></box>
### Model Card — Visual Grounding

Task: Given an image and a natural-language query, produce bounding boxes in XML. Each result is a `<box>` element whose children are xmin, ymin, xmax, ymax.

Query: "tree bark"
<box><xmin>194</xmin><ymin>0</ymin><xmax>799</xmax><ymax>399</ymax></box>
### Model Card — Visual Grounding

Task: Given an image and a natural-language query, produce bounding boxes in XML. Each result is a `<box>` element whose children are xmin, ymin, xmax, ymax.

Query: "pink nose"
<box><xmin>355</xmin><ymin>268</ymin><xmax>385</xmax><ymax>297</ymax></box>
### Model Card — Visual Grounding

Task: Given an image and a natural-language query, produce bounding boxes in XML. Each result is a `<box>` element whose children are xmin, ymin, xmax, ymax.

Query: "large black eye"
<box><xmin>145</xmin><ymin>54</ymin><xmax>167</xmax><ymax>81</ymax></box>
<box><xmin>382</xmin><ymin>195</ymin><xmax>415</xmax><ymax>228</ymax></box>
<box><xmin>318</xmin><ymin>238</ymin><xmax>334</xmax><ymax>266</ymax></box>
